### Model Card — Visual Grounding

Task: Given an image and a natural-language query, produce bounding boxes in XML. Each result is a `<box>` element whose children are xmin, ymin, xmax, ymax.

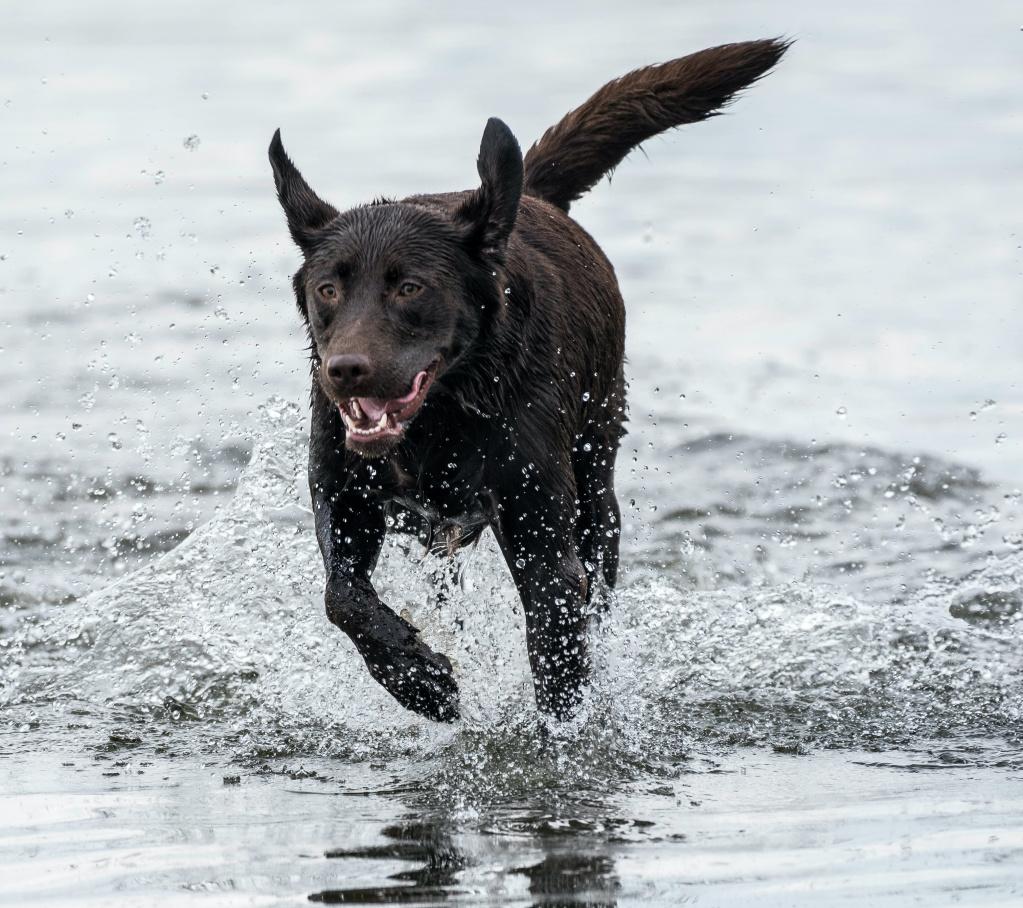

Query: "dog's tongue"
<box><xmin>357</xmin><ymin>370</ymin><xmax>428</xmax><ymax>422</ymax></box>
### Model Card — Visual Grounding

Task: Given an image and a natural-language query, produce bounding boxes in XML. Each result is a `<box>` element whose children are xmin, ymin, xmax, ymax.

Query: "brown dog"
<box><xmin>269</xmin><ymin>39</ymin><xmax>788</xmax><ymax>721</ymax></box>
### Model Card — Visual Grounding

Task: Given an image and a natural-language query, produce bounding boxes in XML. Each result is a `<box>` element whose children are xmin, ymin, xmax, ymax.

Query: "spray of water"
<box><xmin>5</xmin><ymin>400</ymin><xmax>1023</xmax><ymax>807</ymax></box>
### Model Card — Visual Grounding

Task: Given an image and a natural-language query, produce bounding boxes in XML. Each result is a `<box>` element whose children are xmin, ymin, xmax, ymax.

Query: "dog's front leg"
<box><xmin>495</xmin><ymin>481</ymin><xmax>591</xmax><ymax>719</ymax></box>
<box><xmin>323</xmin><ymin>569</ymin><xmax>460</xmax><ymax>722</ymax></box>
<box><xmin>311</xmin><ymin>456</ymin><xmax>459</xmax><ymax>722</ymax></box>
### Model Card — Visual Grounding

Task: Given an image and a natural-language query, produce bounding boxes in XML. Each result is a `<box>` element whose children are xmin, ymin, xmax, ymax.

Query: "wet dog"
<box><xmin>269</xmin><ymin>39</ymin><xmax>788</xmax><ymax>721</ymax></box>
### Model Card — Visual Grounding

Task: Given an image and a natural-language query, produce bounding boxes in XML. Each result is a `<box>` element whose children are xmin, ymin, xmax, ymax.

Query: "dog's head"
<box><xmin>269</xmin><ymin>119</ymin><xmax>522</xmax><ymax>457</ymax></box>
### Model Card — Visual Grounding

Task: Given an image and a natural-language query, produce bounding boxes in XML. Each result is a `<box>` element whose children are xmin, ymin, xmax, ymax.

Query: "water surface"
<box><xmin>2</xmin><ymin>1</ymin><xmax>1022</xmax><ymax>904</ymax></box>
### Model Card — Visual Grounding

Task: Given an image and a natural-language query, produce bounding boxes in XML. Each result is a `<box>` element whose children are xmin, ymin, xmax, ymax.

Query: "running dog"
<box><xmin>269</xmin><ymin>38</ymin><xmax>788</xmax><ymax>721</ymax></box>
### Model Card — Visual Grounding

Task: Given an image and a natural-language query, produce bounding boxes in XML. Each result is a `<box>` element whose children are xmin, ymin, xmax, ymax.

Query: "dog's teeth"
<box><xmin>352</xmin><ymin>400</ymin><xmax>363</xmax><ymax>419</ymax></box>
<box><xmin>377</xmin><ymin>413</ymin><xmax>388</xmax><ymax>429</ymax></box>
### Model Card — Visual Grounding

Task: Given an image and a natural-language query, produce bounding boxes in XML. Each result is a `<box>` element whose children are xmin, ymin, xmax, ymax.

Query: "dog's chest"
<box><xmin>379</xmin><ymin>441</ymin><xmax>496</xmax><ymax>555</ymax></box>
<box><xmin>385</xmin><ymin>493</ymin><xmax>495</xmax><ymax>556</ymax></box>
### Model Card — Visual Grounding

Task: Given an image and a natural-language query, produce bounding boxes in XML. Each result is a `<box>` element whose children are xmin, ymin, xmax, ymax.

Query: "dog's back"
<box><xmin>399</xmin><ymin>37</ymin><xmax>789</xmax><ymax>475</ymax></box>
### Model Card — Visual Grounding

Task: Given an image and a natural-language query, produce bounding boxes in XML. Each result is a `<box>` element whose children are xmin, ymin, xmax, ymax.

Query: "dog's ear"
<box><xmin>456</xmin><ymin>118</ymin><xmax>523</xmax><ymax>258</ymax></box>
<box><xmin>268</xmin><ymin>129</ymin><xmax>339</xmax><ymax>253</ymax></box>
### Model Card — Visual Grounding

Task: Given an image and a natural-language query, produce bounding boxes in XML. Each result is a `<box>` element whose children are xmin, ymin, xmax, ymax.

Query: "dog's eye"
<box><xmin>318</xmin><ymin>283</ymin><xmax>338</xmax><ymax>301</ymax></box>
<box><xmin>396</xmin><ymin>281</ymin><xmax>422</xmax><ymax>299</ymax></box>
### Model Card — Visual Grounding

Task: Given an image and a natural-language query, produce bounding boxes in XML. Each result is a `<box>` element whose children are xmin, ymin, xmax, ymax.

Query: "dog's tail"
<box><xmin>521</xmin><ymin>38</ymin><xmax>790</xmax><ymax>212</ymax></box>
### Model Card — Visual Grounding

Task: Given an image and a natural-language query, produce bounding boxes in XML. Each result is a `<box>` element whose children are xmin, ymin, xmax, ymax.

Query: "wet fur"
<box><xmin>269</xmin><ymin>38</ymin><xmax>788</xmax><ymax>722</ymax></box>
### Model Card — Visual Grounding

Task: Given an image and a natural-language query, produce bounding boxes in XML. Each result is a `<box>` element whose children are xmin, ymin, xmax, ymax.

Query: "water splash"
<box><xmin>4</xmin><ymin>400</ymin><xmax>1023</xmax><ymax>799</ymax></box>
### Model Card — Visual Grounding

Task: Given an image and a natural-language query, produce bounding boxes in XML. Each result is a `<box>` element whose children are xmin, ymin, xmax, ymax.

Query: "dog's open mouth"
<box><xmin>337</xmin><ymin>363</ymin><xmax>437</xmax><ymax>448</ymax></box>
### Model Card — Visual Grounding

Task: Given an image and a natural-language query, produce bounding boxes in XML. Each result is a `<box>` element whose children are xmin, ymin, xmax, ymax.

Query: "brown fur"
<box><xmin>523</xmin><ymin>39</ymin><xmax>790</xmax><ymax>212</ymax></box>
<box><xmin>269</xmin><ymin>38</ymin><xmax>789</xmax><ymax>721</ymax></box>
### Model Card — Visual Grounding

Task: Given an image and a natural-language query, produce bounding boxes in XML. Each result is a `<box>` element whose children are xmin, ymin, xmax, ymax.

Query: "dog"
<box><xmin>269</xmin><ymin>39</ymin><xmax>788</xmax><ymax>722</ymax></box>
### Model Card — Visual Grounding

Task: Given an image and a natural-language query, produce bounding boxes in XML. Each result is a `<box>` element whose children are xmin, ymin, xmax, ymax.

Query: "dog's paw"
<box><xmin>364</xmin><ymin>636</ymin><xmax>460</xmax><ymax>723</ymax></box>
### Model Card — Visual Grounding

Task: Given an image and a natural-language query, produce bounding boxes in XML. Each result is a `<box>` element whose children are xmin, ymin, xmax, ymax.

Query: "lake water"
<box><xmin>2</xmin><ymin>1</ymin><xmax>1022</xmax><ymax>905</ymax></box>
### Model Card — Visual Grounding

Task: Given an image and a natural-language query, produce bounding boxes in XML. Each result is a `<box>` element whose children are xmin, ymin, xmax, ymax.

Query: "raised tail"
<box><xmin>522</xmin><ymin>38</ymin><xmax>790</xmax><ymax>212</ymax></box>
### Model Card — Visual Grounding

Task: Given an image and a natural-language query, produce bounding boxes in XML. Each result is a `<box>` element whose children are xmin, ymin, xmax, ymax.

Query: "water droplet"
<box><xmin>679</xmin><ymin>531</ymin><xmax>695</xmax><ymax>557</ymax></box>
<box><xmin>995</xmin><ymin>433</ymin><xmax>1007</xmax><ymax>445</ymax></box>
<box><xmin>582</xmin><ymin>392</ymin><xmax>591</xmax><ymax>402</ymax></box>
<box><xmin>515</xmin><ymin>558</ymin><xmax>526</xmax><ymax>569</ymax></box>
<box><xmin>108</xmin><ymin>432</ymin><xmax>122</xmax><ymax>450</ymax></box>
<box><xmin>835</xmin><ymin>406</ymin><xmax>848</xmax><ymax>419</ymax></box>
<box><xmin>183</xmin><ymin>134</ymin><xmax>201</xmax><ymax>151</ymax></box>
<box><xmin>64</xmin><ymin>209</ymin><xmax>74</xmax><ymax>219</ymax></box>
<box><xmin>133</xmin><ymin>216</ymin><xmax>151</xmax><ymax>239</ymax></box>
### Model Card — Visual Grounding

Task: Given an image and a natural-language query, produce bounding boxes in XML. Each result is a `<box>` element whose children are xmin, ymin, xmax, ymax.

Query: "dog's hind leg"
<box><xmin>426</xmin><ymin>555</ymin><xmax>465</xmax><ymax>630</ymax></box>
<box><xmin>573</xmin><ymin>376</ymin><xmax>626</xmax><ymax>602</ymax></box>
<box><xmin>573</xmin><ymin>432</ymin><xmax>622</xmax><ymax>604</ymax></box>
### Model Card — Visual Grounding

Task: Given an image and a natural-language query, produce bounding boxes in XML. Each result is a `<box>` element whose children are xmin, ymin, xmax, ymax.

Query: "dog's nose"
<box><xmin>325</xmin><ymin>353</ymin><xmax>373</xmax><ymax>392</ymax></box>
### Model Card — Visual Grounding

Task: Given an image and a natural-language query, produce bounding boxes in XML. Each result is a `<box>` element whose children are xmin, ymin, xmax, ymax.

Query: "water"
<box><xmin>2</xmin><ymin>1</ymin><xmax>1022</xmax><ymax>904</ymax></box>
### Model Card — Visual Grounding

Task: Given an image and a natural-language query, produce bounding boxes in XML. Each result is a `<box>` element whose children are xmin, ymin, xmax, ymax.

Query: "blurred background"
<box><xmin>3</xmin><ymin>1</ymin><xmax>1020</xmax><ymax>468</ymax></box>
<box><xmin>3</xmin><ymin>0</ymin><xmax>1021</xmax><ymax>612</ymax></box>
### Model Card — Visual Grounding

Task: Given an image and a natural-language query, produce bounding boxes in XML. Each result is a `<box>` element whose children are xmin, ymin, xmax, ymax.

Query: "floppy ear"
<box><xmin>456</xmin><ymin>118</ymin><xmax>523</xmax><ymax>257</ymax></box>
<box><xmin>268</xmin><ymin>129</ymin><xmax>339</xmax><ymax>252</ymax></box>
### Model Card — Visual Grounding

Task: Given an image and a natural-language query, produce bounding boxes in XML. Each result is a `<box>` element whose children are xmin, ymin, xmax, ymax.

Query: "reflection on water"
<box><xmin>314</xmin><ymin>821</ymin><xmax>475</xmax><ymax>904</ymax></box>
<box><xmin>5</xmin><ymin>746</ymin><xmax>1023</xmax><ymax>906</ymax></box>
<box><xmin>512</xmin><ymin>854</ymin><xmax>620</xmax><ymax>907</ymax></box>
<box><xmin>319</xmin><ymin>818</ymin><xmax>624</xmax><ymax>906</ymax></box>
